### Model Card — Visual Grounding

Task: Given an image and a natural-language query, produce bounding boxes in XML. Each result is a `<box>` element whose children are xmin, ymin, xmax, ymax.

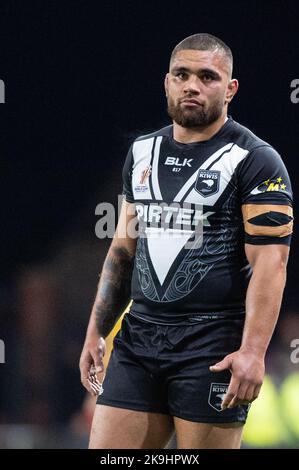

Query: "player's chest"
<box><xmin>131</xmin><ymin>137</ymin><xmax>247</xmax><ymax>206</ymax></box>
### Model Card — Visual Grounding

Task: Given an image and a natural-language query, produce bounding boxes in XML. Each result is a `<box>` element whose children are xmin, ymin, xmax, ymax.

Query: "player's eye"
<box><xmin>202</xmin><ymin>74</ymin><xmax>213</xmax><ymax>82</ymax></box>
<box><xmin>175</xmin><ymin>72</ymin><xmax>187</xmax><ymax>80</ymax></box>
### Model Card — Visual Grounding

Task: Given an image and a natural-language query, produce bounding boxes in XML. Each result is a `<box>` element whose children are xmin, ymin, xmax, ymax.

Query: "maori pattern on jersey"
<box><xmin>135</xmin><ymin>191</ymin><xmax>239</xmax><ymax>302</ymax></box>
<box><xmin>135</xmin><ymin>236</ymin><xmax>159</xmax><ymax>301</ymax></box>
<box><xmin>162</xmin><ymin>236</ymin><xmax>219</xmax><ymax>302</ymax></box>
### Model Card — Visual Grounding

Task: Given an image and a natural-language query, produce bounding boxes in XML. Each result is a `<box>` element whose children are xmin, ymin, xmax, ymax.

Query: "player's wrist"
<box><xmin>239</xmin><ymin>344</ymin><xmax>266</xmax><ymax>359</ymax></box>
<box><xmin>84</xmin><ymin>331</ymin><xmax>100</xmax><ymax>346</ymax></box>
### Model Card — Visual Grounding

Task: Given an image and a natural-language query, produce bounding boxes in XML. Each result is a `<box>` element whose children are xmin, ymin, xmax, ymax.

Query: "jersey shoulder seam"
<box><xmin>134</xmin><ymin>125</ymin><xmax>172</xmax><ymax>142</ymax></box>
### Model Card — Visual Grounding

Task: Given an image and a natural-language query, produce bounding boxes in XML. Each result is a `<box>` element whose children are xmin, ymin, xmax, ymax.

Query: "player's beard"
<box><xmin>167</xmin><ymin>96</ymin><xmax>223</xmax><ymax>128</ymax></box>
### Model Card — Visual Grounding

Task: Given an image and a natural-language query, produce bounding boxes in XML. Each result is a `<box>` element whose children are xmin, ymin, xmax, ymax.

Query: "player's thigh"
<box><xmin>174</xmin><ymin>416</ymin><xmax>244</xmax><ymax>449</ymax></box>
<box><xmin>89</xmin><ymin>404</ymin><xmax>174</xmax><ymax>449</ymax></box>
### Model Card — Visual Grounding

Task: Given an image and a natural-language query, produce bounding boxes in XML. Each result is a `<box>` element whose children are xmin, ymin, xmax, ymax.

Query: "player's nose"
<box><xmin>182</xmin><ymin>75</ymin><xmax>201</xmax><ymax>95</ymax></box>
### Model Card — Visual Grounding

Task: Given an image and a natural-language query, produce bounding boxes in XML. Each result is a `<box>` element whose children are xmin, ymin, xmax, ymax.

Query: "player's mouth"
<box><xmin>181</xmin><ymin>99</ymin><xmax>203</xmax><ymax>107</ymax></box>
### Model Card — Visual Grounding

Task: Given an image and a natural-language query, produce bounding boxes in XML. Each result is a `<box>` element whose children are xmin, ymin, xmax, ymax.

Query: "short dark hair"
<box><xmin>170</xmin><ymin>33</ymin><xmax>233</xmax><ymax>77</ymax></box>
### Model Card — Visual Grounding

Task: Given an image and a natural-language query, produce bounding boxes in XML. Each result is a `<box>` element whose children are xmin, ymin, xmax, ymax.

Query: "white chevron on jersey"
<box><xmin>184</xmin><ymin>144</ymin><xmax>249</xmax><ymax>204</ymax></box>
<box><xmin>133</xmin><ymin>141</ymin><xmax>249</xmax><ymax>285</ymax></box>
<box><xmin>146</xmin><ymin>228</ymin><xmax>193</xmax><ymax>284</ymax></box>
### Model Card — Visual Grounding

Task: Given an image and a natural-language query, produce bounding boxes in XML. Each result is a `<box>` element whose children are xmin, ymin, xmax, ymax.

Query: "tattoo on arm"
<box><xmin>95</xmin><ymin>246</ymin><xmax>135</xmax><ymax>338</ymax></box>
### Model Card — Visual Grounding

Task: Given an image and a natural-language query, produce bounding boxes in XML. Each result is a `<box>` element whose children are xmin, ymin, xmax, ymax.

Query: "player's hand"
<box><xmin>79</xmin><ymin>336</ymin><xmax>106</xmax><ymax>396</ymax></box>
<box><xmin>209</xmin><ymin>348</ymin><xmax>265</xmax><ymax>409</ymax></box>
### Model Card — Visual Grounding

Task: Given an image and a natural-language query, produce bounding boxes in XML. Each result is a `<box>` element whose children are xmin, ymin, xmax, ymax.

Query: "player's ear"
<box><xmin>164</xmin><ymin>73</ymin><xmax>169</xmax><ymax>98</ymax></box>
<box><xmin>225</xmin><ymin>78</ymin><xmax>239</xmax><ymax>104</ymax></box>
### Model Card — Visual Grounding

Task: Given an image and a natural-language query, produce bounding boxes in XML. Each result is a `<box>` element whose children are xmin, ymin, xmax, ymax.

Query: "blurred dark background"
<box><xmin>0</xmin><ymin>0</ymin><xmax>298</xmax><ymax>448</ymax></box>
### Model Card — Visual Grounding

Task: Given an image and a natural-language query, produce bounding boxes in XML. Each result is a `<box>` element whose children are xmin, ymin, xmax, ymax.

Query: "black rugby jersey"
<box><xmin>122</xmin><ymin>116</ymin><xmax>293</xmax><ymax>324</ymax></box>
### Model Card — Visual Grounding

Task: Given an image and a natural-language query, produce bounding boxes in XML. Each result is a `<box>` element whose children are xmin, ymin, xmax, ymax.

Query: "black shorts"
<box><xmin>97</xmin><ymin>313</ymin><xmax>250</xmax><ymax>424</ymax></box>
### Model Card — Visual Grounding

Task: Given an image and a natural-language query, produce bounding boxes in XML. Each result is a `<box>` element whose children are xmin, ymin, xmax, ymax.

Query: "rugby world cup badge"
<box><xmin>195</xmin><ymin>169</ymin><xmax>220</xmax><ymax>197</ymax></box>
<box><xmin>134</xmin><ymin>165</ymin><xmax>152</xmax><ymax>193</ymax></box>
<box><xmin>208</xmin><ymin>383</ymin><xmax>228</xmax><ymax>412</ymax></box>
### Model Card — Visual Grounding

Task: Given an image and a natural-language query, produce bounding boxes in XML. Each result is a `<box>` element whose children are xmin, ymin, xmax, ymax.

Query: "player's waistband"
<box><xmin>128</xmin><ymin>308</ymin><xmax>245</xmax><ymax>326</ymax></box>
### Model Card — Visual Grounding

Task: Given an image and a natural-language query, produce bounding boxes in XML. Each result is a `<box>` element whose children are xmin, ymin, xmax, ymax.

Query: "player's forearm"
<box><xmin>91</xmin><ymin>245</ymin><xmax>134</xmax><ymax>338</ymax></box>
<box><xmin>241</xmin><ymin>259</ymin><xmax>287</xmax><ymax>357</ymax></box>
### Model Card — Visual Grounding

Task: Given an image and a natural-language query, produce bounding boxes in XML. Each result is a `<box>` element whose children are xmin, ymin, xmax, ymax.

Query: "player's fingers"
<box><xmin>227</xmin><ymin>382</ymin><xmax>249</xmax><ymax>408</ymax></box>
<box><xmin>89</xmin><ymin>366</ymin><xmax>106</xmax><ymax>386</ymax></box>
<box><xmin>210</xmin><ymin>356</ymin><xmax>231</xmax><ymax>373</ymax></box>
<box><xmin>80</xmin><ymin>360</ymin><xmax>94</xmax><ymax>392</ymax></box>
<box><xmin>87</xmin><ymin>378</ymin><xmax>101</xmax><ymax>396</ymax></box>
<box><xmin>243</xmin><ymin>384</ymin><xmax>256</xmax><ymax>403</ymax></box>
<box><xmin>87</xmin><ymin>369</ymin><xmax>104</xmax><ymax>396</ymax></box>
<box><xmin>228</xmin><ymin>382</ymin><xmax>261</xmax><ymax>408</ymax></box>
<box><xmin>229</xmin><ymin>382</ymin><xmax>263</xmax><ymax>407</ymax></box>
<box><xmin>80</xmin><ymin>354</ymin><xmax>103</xmax><ymax>396</ymax></box>
<box><xmin>221</xmin><ymin>392</ymin><xmax>237</xmax><ymax>410</ymax></box>
<box><xmin>221</xmin><ymin>377</ymin><xmax>240</xmax><ymax>410</ymax></box>
<box><xmin>88</xmin><ymin>370</ymin><xmax>105</xmax><ymax>396</ymax></box>
<box><xmin>252</xmin><ymin>383</ymin><xmax>263</xmax><ymax>402</ymax></box>
<box><xmin>83</xmin><ymin>376</ymin><xmax>97</xmax><ymax>395</ymax></box>
<box><xmin>88</xmin><ymin>375</ymin><xmax>102</xmax><ymax>391</ymax></box>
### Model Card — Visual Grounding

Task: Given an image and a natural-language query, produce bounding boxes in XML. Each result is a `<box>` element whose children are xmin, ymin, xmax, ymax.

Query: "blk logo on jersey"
<box><xmin>195</xmin><ymin>170</ymin><xmax>220</xmax><ymax>197</ymax></box>
<box><xmin>208</xmin><ymin>383</ymin><xmax>228</xmax><ymax>412</ymax></box>
<box><xmin>164</xmin><ymin>157</ymin><xmax>193</xmax><ymax>167</ymax></box>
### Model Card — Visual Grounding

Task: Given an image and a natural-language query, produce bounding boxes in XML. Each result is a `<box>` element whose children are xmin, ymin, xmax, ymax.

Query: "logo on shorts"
<box><xmin>195</xmin><ymin>170</ymin><xmax>220</xmax><ymax>197</ymax></box>
<box><xmin>208</xmin><ymin>383</ymin><xmax>228</xmax><ymax>412</ymax></box>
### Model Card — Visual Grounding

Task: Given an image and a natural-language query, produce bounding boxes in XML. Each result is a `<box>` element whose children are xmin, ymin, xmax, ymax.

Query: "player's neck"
<box><xmin>173</xmin><ymin>114</ymin><xmax>228</xmax><ymax>144</ymax></box>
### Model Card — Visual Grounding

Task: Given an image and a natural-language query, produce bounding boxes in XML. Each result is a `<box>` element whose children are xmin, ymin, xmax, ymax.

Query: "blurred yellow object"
<box><xmin>279</xmin><ymin>372</ymin><xmax>299</xmax><ymax>439</ymax></box>
<box><xmin>76</xmin><ymin>303</ymin><xmax>133</xmax><ymax>431</ymax></box>
<box><xmin>102</xmin><ymin>300</ymin><xmax>132</xmax><ymax>369</ymax></box>
<box><xmin>242</xmin><ymin>375</ymin><xmax>288</xmax><ymax>447</ymax></box>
